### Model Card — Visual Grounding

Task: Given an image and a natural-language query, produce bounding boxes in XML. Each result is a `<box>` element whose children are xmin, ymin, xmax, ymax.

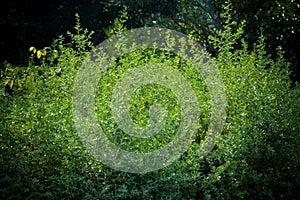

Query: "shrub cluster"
<box><xmin>1</xmin><ymin>7</ymin><xmax>299</xmax><ymax>199</ymax></box>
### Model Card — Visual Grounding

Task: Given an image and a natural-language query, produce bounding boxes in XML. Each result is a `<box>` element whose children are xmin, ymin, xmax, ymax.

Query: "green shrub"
<box><xmin>1</xmin><ymin>5</ymin><xmax>299</xmax><ymax>199</ymax></box>
<box><xmin>192</xmin><ymin>5</ymin><xmax>300</xmax><ymax>199</ymax></box>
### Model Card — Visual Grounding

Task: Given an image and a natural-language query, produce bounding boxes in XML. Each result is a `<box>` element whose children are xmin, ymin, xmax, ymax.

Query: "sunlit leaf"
<box><xmin>9</xmin><ymin>80</ymin><xmax>14</xmax><ymax>89</ymax></box>
<box><xmin>41</xmin><ymin>49</ymin><xmax>47</xmax><ymax>56</ymax></box>
<box><xmin>29</xmin><ymin>46</ymin><xmax>36</xmax><ymax>54</ymax></box>
<box><xmin>37</xmin><ymin>50</ymin><xmax>42</xmax><ymax>59</ymax></box>
<box><xmin>53</xmin><ymin>50</ymin><xmax>58</xmax><ymax>59</ymax></box>
<box><xmin>50</xmin><ymin>68</ymin><xmax>55</xmax><ymax>75</ymax></box>
<box><xmin>18</xmin><ymin>80</ymin><xmax>23</xmax><ymax>88</ymax></box>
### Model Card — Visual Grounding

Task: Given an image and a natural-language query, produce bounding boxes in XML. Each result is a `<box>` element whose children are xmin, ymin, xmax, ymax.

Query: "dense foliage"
<box><xmin>106</xmin><ymin>0</ymin><xmax>300</xmax><ymax>82</ymax></box>
<box><xmin>1</xmin><ymin>5</ymin><xmax>299</xmax><ymax>199</ymax></box>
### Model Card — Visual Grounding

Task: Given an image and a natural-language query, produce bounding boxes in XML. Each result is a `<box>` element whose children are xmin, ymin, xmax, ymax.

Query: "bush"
<box><xmin>1</xmin><ymin>6</ymin><xmax>299</xmax><ymax>199</ymax></box>
<box><xmin>196</xmin><ymin>6</ymin><xmax>300</xmax><ymax>199</ymax></box>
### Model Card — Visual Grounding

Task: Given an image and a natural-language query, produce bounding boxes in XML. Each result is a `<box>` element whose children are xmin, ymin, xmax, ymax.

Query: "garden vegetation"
<box><xmin>1</xmin><ymin>4</ymin><xmax>299</xmax><ymax>199</ymax></box>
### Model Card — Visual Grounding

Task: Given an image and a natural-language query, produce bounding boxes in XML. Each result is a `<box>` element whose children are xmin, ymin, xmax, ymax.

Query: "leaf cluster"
<box><xmin>1</xmin><ymin>5</ymin><xmax>299</xmax><ymax>199</ymax></box>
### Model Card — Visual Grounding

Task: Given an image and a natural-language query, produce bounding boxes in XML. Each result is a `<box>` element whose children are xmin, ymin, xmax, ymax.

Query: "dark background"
<box><xmin>1</xmin><ymin>0</ymin><xmax>299</xmax><ymax>82</ymax></box>
<box><xmin>0</xmin><ymin>0</ymin><xmax>116</xmax><ymax>66</ymax></box>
